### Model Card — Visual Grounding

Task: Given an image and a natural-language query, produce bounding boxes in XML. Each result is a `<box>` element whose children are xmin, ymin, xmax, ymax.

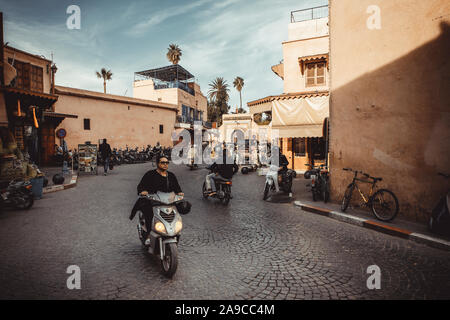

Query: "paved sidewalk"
<box><xmin>40</xmin><ymin>166</ymin><xmax>78</xmax><ymax>194</ymax></box>
<box><xmin>291</xmin><ymin>177</ymin><xmax>450</xmax><ymax>251</ymax></box>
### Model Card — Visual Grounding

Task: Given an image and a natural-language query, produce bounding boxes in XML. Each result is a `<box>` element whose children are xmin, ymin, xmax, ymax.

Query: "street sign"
<box><xmin>57</xmin><ymin>128</ymin><xmax>67</xmax><ymax>139</ymax></box>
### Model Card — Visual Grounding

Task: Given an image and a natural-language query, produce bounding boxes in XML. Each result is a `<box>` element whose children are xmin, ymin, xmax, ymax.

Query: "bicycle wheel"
<box><xmin>341</xmin><ymin>183</ymin><xmax>354</xmax><ymax>212</ymax></box>
<box><xmin>371</xmin><ymin>189</ymin><xmax>399</xmax><ymax>222</ymax></box>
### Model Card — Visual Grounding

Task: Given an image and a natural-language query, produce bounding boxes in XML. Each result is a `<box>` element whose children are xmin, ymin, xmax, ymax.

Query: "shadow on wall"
<box><xmin>330</xmin><ymin>22</ymin><xmax>450</xmax><ymax>222</ymax></box>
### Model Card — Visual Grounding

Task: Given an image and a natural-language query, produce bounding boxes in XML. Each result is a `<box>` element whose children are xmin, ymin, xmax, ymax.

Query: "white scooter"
<box><xmin>130</xmin><ymin>192</ymin><xmax>188</xmax><ymax>278</ymax></box>
<box><xmin>263</xmin><ymin>165</ymin><xmax>294</xmax><ymax>201</ymax></box>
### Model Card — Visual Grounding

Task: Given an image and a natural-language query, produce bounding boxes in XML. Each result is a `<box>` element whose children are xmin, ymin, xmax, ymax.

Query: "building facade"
<box><xmin>54</xmin><ymin>86</ymin><xmax>178</xmax><ymax>149</ymax></box>
<box><xmin>328</xmin><ymin>0</ymin><xmax>450</xmax><ymax>221</ymax></box>
<box><xmin>0</xmin><ymin>41</ymin><xmax>74</xmax><ymax>166</ymax></box>
<box><xmin>133</xmin><ymin>65</ymin><xmax>209</xmax><ymax>131</ymax></box>
<box><xmin>248</xmin><ymin>6</ymin><xmax>330</xmax><ymax>172</ymax></box>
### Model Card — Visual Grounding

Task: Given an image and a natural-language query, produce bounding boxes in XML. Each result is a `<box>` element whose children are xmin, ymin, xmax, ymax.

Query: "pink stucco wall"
<box><xmin>54</xmin><ymin>86</ymin><xmax>178</xmax><ymax>150</ymax></box>
<box><xmin>329</xmin><ymin>0</ymin><xmax>450</xmax><ymax>222</ymax></box>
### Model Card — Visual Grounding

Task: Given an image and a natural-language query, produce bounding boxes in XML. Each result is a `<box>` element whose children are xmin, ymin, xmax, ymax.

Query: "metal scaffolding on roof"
<box><xmin>134</xmin><ymin>64</ymin><xmax>195</xmax><ymax>82</ymax></box>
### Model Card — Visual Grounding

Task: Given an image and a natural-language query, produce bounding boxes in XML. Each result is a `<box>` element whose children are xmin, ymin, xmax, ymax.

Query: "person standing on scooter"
<box><xmin>137</xmin><ymin>155</ymin><xmax>184</xmax><ymax>245</ymax></box>
<box><xmin>99</xmin><ymin>138</ymin><xmax>112</xmax><ymax>175</ymax></box>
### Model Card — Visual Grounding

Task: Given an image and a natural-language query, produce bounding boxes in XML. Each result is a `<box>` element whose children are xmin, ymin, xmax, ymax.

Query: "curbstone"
<box><xmin>43</xmin><ymin>174</ymin><xmax>78</xmax><ymax>194</ymax></box>
<box><xmin>409</xmin><ymin>233</ymin><xmax>450</xmax><ymax>251</ymax></box>
<box><xmin>329</xmin><ymin>211</ymin><xmax>366</xmax><ymax>227</ymax></box>
<box><xmin>294</xmin><ymin>201</ymin><xmax>450</xmax><ymax>252</ymax></box>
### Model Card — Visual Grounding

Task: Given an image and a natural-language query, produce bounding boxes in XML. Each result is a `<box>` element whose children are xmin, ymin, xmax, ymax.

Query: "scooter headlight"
<box><xmin>175</xmin><ymin>220</ymin><xmax>183</xmax><ymax>233</ymax></box>
<box><xmin>154</xmin><ymin>221</ymin><xmax>167</xmax><ymax>234</ymax></box>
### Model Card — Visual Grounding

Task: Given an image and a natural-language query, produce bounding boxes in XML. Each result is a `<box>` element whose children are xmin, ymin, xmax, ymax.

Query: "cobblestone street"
<box><xmin>1</xmin><ymin>163</ymin><xmax>450</xmax><ymax>300</ymax></box>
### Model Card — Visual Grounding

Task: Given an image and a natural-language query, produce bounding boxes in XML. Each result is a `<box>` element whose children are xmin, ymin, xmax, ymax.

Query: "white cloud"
<box><xmin>125</xmin><ymin>0</ymin><xmax>212</xmax><ymax>36</ymax></box>
<box><xmin>2</xmin><ymin>0</ymin><xmax>328</xmax><ymax>109</ymax></box>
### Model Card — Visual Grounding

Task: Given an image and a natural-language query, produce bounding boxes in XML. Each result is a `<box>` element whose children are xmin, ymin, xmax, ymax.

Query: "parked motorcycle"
<box><xmin>0</xmin><ymin>179</ymin><xmax>34</xmax><ymax>211</ymax></box>
<box><xmin>130</xmin><ymin>192</ymin><xmax>189</xmax><ymax>278</ymax></box>
<box><xmin>202</xmin><ymin>167</ymin><xmax>233</xmax><ymax>205</ymax></box>
<box><xmin>263</xmin><ymin>166</ymin><xmax>294</xmax><ymax>201</ymax></box>
<box><xmin>305</xmin><ymin>164</ymin><xmax>330</xmax><ymax>203</ymax></box>
<box><xmin>429</xmin><ymin>173</ymin><xmax>450</xmax><ymax>237</ymax></box>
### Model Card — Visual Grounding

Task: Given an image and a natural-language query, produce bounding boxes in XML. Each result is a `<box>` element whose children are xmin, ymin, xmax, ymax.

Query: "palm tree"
<box><xmin>208</xmin><ymin>77</ymin><xmax>230</xmax><ymax>126</ymax></box>
<box><xmin>166</xmin><ymin>44</ymin><xmax>182</xmax><ymax>64</ymax></box>
<box><xmin>96</xmin><ymin>68</ymin><xmax>113</xmax><ymax>94</ymax></box>
<box><xmin>208</xmin><ymin>77</ymin><xmax>230</xmax><ymax>104</ymax></box>
<box><xmin>233</xmin><ymin>76</ymin><xmax>244</xmax><ymax>113</ymax></box>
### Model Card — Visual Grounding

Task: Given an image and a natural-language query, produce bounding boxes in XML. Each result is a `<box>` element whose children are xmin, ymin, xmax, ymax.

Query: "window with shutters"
<box><xmin>30</xmin><ymin>65</ymin><xmax>43</xmax><ymax>92</ymax></box>
<box><xmin>159</xmin><ymin>124</ymin><xmax>164</xmax><ymax>134</ymax></box>
<box><xmin>8</xmin><ymin>59</ymin><xmax>43</xmax><ymax>92</ymax></box>
<box><xmin>305</xmin><ymin>61</ymin><xmax>326</xmax><ymax>87</ymax></box>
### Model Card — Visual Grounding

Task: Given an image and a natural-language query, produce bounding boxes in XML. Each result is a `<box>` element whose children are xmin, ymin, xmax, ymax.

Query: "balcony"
<box><xmin>176</xmin><ymin>115</ymin><xmax>212</xmax><ymax>129</ymax></box>
<box><xmin>154</xmin><ymin>80</ymin><xmax>195</xmax><ymax>96</ymax></box>
<box><xmin>291</xmin><ymin>5</ymin><xmax>329</xmax><ymax>23</ymax></box>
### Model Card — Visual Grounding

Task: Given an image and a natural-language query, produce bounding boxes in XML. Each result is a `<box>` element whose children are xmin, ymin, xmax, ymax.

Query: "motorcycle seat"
<box><xmin>213</xmin><ymin>176</ymin><xmax>231</xmax><ymax>183</ymax></box>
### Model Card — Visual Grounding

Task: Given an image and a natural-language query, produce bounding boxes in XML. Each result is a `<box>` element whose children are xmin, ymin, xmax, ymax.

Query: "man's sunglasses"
<box><xmin>159</xmin><ymin>161</ymin><xmax>170</xmax><ymax>165</ymax></box>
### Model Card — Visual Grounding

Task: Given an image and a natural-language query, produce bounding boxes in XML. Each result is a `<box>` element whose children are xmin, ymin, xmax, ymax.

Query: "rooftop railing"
<box><xmin>176</xmin><ymin>115</ymin><xmax>212</xmax><ymax>129</ymax></box>
<box><xmin>154</xmin><ymin>80</ymin><xmax>195</xmax><ymax>96</ymax></box>
<box><xmin>291</xmin><ymin>5</ymin><xmax>329</xmax><ymax>23</ymax></box>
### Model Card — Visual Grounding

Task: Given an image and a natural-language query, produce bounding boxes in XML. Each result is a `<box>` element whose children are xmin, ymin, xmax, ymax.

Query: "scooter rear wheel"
<box><xmin>161</xmin><ymin>243</ymin><xmax>178</xmax><ymax>278</ymax></box>
<box><xmin>202</xmin><ymin>182</ymin><xmax>208</xmax><ymax>199</ymax></box>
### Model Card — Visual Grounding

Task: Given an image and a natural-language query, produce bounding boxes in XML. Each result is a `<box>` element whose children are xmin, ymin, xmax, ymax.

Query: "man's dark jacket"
<box><xmin>130</xmin><ymin>170</ymin><xmax>182</xmax><ymax>220</ymax></box>
<box><xmin>99</xmin><ymin>142</ymin><xmax>112</xmax><ymax>160</ymax></box>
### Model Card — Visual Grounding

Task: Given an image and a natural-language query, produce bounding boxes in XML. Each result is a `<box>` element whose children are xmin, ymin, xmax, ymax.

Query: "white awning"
<box><xmin>272</xmin><ymin>124</ymin><xmax>323</xmax><ymax>138</ymax></box>
<box><xmin>249</xmin><ymin>101</ymin><xmax>272</xmax><ymax>114</ymax></box>
<box><xmin>272</xmin><ymin>96</ymin><xmax>329</xmax><ymax>138</ymax></box>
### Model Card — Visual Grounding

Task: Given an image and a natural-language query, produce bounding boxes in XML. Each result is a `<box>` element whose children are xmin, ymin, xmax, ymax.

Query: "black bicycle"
<box><xmin>341</xmin><ymin>168</ymin><xmax>399</xmax><ymax>222</ymax></box>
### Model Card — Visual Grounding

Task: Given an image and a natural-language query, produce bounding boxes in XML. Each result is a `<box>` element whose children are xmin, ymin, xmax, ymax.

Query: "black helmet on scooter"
<box><xmin>176</xmin><ymin>200</ymin><xmax>192</xmax><ymax>215</ymax></box>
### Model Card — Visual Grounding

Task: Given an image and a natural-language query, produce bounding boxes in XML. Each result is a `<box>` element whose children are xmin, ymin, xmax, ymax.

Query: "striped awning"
<box><xmin>248</xmin><ymin>91</ymin><xmax>328</xmax><ymax>115</ymax></box>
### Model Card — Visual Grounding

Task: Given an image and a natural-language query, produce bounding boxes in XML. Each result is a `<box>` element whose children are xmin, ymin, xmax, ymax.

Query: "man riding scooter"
<box><xmin>266</xmin><ymin>147</ymin><xmax>291</xmax><ymax>195</ymax></box>
<box><xmin>136</xmin><ymin>155</ymin><xmax>185</xmax><ymax>246</ymax></box>
<box><xmin>204</xmin><ymin>148</ymin><xmax>234</xmax><ymax>197</ymax></box>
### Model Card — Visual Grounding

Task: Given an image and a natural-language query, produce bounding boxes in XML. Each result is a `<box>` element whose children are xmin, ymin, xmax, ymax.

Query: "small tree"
<box><xmin>167</xmin><ymin>44</ymin><xmax>182</xmax><ymax>64</ymax></box>
<box><xmin>96</xmin><ymin>68</ymin><xmax>113</xmax><ymax>94</ymax></box>
<box><xmin>233</xmin><ymin>76</ymin><xmax>244</xmax><ymax>112</ymax></box>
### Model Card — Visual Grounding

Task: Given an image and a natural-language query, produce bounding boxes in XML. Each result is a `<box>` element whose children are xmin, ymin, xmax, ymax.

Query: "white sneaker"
<box><xmin>144</xmin><ymin>238</ymin><xmax>151</xmax><ymax>246</ymax></box>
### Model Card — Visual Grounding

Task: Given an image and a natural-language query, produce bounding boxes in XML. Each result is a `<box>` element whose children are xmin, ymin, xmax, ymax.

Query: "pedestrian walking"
<box><xmin>99</xmin><ymin>138</ymin><xmax>112</xmax><ymax>175</ymax></box>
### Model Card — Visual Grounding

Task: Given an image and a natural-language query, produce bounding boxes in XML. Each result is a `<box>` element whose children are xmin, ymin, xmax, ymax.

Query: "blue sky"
<box><xmin>1</xmin><ymin>0</ymin><xmax>328</xmax><ymax>111</ymax></box>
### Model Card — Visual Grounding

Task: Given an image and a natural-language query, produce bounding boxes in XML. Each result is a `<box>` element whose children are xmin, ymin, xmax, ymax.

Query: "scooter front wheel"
<box><xmin>161</xmin><ymin>242</ymin><xmax>178</xmax><ymax>278</ymax></box>
<box><xmin>263</xmin><ymin>183</ymin><xmax>270</xmax><ymax>200</ymax></box>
